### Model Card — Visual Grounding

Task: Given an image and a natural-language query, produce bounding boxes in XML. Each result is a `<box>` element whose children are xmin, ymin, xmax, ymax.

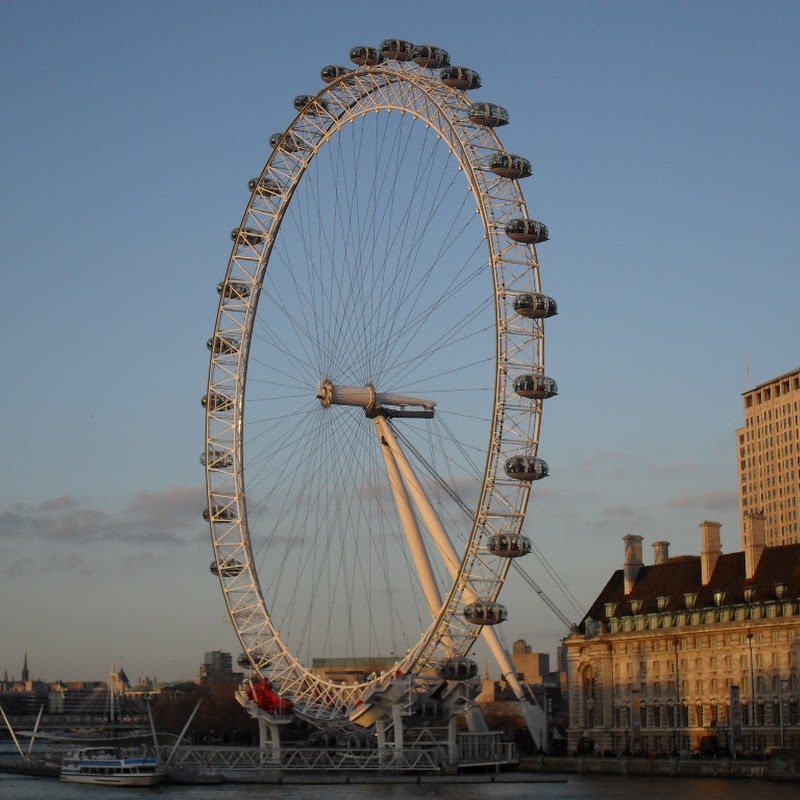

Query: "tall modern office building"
<box><xmin>736</xmin><ymin>367</ymin><xmax>800</xmax><ymax>546</ymax></box>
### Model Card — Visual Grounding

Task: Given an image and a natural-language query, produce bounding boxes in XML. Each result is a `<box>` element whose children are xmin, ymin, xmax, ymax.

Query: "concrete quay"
<box><xmin>521</xmin><ymin>753</ymin><xmax>800</xmax><ymax>781</ymax></box>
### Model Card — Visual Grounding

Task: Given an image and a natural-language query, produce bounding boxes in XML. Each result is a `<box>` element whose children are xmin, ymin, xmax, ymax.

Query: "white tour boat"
<box><xmin>61</xmin><ymin>747</ymin><xmax>162</xmax><ymax>786</ymax></box>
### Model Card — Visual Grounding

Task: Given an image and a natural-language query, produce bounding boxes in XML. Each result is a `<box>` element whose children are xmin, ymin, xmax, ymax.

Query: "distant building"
<box><xmin>198</xmin><ymin>650</ymin><xmax>243</xmax><ymax>685</ymax></box>
<box><xmin>475</xmin><ymin>639</ymin><xmax>566</xmax><ymax>750</ymax></box>
<box><xmin>564</xmin><ymin>522</ymin><xmax>800</xmax><ymax>756</ymax></box>
<box><xmin>310</xmin><ymin>656</ymin><xmax>398</xmax><ymax>684</ymax></box>
<box><xmin>737</xmin><ymin>366</ymin><xmax>800</xmax><ymax>546</ymax></box>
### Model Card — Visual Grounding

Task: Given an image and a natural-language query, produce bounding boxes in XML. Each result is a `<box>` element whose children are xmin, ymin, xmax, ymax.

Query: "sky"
<box><xmin>1</xmin><ymin>1</ymin><xmax>798</xmax><ymax>684</ymax></box>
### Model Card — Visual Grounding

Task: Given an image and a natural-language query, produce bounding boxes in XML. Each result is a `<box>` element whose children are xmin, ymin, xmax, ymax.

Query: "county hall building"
<box><xmin>564</xmin><ymin>368</ymin><xmax>800</xmax><ymax>756</ymax></box>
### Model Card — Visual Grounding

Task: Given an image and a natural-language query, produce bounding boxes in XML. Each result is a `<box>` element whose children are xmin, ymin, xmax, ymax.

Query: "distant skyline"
<box><xmin>1</xmin><ymin>1</ymin><xmax>799</xmax><ymax>683</ymax></box>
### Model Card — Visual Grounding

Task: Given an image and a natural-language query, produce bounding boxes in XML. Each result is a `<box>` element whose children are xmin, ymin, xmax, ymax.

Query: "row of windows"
<box><xmin>616</xmin><ymin>631</ymin><xmax>790</xmax><ymax>654</ymax></box>
<box><xmin>613</xmin><ymin>673</ymin><xmax>798</xmax><ymax>699</ymax></box>
<box><xmin>610</xmin><ymin>698</ymin><xmax>800</xmax><ymax>730</ymax></box>
<box><xmin>744</xmin><ymin>384</ymin><xmax>800</xmax><ymax>408</ymax></box>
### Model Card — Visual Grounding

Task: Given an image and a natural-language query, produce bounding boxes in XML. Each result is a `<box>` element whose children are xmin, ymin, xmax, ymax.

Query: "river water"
<box><xmin>2</xmin><ymin>774</ymin><xmax>799</xmax><ymax>800</ymax></box>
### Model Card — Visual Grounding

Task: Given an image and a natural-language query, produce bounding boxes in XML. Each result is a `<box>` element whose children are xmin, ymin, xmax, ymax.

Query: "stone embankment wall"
<box><xmin>520</xmin><ymin>754</ymin><xmax>800</xmax><ymax>781</ymax></box>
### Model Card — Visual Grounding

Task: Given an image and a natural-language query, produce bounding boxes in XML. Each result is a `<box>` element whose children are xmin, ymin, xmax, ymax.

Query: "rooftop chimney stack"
<box><xmin>623</xmin><ymin>534</ymin><xmax>644</xmax><ymax>595</ymax></box>
<box><xmin>700</xmin><ymin>520</ymin><xmax>722</xmax><ymax>585</ymax></box>
<box><xmin>743</xmin><ymin>511</ymin><xmax>766</xmax><ymax>579</ymax></box>
<box><xmin>652</xmin><ymin>540</ymin><xmax>670</xmax><ymax>565</ymax></box>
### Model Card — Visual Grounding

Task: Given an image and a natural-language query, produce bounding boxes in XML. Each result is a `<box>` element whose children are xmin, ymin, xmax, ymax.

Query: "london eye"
<box><xmin>203</xmin><ymin>39</ymin><xmax>557</xmax><ymax>729</ymax></box>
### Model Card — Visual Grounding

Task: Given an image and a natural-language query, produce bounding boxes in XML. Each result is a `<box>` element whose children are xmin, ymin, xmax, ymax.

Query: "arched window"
<box><xmin>653</xmin><ymin>702</ymin><xmax>661</xmax><ymax>728</ymax></box>
<box><xmin>788</xmin><ymin>697</ymin><xmax>798</xmax><ymax>726</ymax></box>
<box><xmin>710</xmin><ymin>700</ymin><xmax>719</xmax><ymax>726</ymax></box>
<box><xmin>580</xmin><ymin>665</ymin><xmax>595</xmax><ymax>728</ymax></box>
<box><xmin>773</xmin><ymin>696</ymin><xmax>782</xmax><ymax>726</ymax></box>
<box><xmin>695</xmin><ymin>701</ymin><xmax>704</xmax><ymax>727</ymax></box>
<box><xmin>755</xmin><ymin>698</ymin><xmax>766</xmax><ymax>726</ymax></box>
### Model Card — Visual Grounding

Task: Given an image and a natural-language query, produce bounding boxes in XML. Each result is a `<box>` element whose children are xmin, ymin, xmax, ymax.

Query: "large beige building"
<box><xmin>564</xmin><ymin>520</ymin><xmax>800</xmax><ymax>756</ymax></box>
<box><xmin>737</xmin><ymin>367</ymin><xmax>800</xmax><ymax>546</ymax></box>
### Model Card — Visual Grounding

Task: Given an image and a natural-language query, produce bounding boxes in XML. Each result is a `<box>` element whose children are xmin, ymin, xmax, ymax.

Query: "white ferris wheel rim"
<box><xmin>204</xmin><ymin>44</ymin><xmax>550</xmax><ymax>725</ymax></box>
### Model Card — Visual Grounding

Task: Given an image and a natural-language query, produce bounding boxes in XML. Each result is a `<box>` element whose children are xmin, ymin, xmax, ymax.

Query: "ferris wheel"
<box><xmin>203</xmin><ymin>39</ymin><xmax>557</xmax><ymax>727</ymax></box>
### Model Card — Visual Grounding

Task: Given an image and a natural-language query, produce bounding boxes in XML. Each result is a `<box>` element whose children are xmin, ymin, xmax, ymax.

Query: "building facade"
<box><xmin>564</xmin><ymin>521</ymin><xmax>800</xmax><ymax>756</ymax></box>
<box><xmin>737</xmin><ymin>366</ymin><xmax>800</xmax><ymax>546</ymax></box>
<box><xmin>198</xmin><ymin>650</ymin><xmax>243</xmax><ymax>684</ymax></box>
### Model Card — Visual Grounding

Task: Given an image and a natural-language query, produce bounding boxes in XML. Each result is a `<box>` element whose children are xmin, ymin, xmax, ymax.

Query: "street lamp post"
<box><xmin>779</xmin><ymin>678</ymin><xmax>790</xmax><ymax>749</ymax></box>
<box><xmin>746</xmin><ymin>630</ymin><xmax>756</xmax><ymax>755</ymax></box>
<box><xmin>673</xmin><ymin>637</ymin><xmax>680</xmax><ymax>755</ymax></box>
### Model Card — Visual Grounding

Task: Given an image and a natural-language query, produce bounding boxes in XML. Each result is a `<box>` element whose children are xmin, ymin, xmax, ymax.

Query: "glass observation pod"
<box><xmin>200</xmin><ymin>449</ymin><xmax>233</xmax><ymax>469</ymax></box>
<box><xmin>380</xmin><ymin>39</ymin><xmax>414</xmax><ymax>60</ymax></box>
<box><xmin>269</xmin><ymin>130</ymin><xmax>306</xmax><ymax>152</ymax></box>
<box><xmin>293</xmin><ymin>94</ymin><xmax>329</xmax><ymax>115</ymax></box>
<box><xmin>513</xmin><ymin>292</ymin><xmax>558</xmax><ymax>319</ymax></box>
<box><xmin>513</xmin><ymin>374</ymin><xmax>558</xmax><ymax>400</ymax></box>
<box><xmin>487</xmin><ymin>531</ymin><xmax>532</xmax><ymax>558</ymax></box>
<box><xmin>320</xmin><ymin>65</ymin><xmax>353</xmax><ymax>83</ymax></box>
<box><xmin>505</xmin><ymin>455</ymin><xmax>549</xmax><ymax>481</ymax></box>
<box><xmin>438</xmin><ymin>657</ymin><xmax>479</xmax><ymax>681</ymax></box>
<box><xmin>231</xmin><ymin>227</ymin><xmax>265</xmax><ymax>247</ymax></box>
<box><xmin>203</xmin><ymin>505</ymin><xmax>237</xmax><ymax>522</ymax></box>
<box><xmin>217</xmin><ymin>280</ymin><xmax>251</xmax><ymax>300</ymax></box>
<box><xmin>207</xmin><ymin>335</ymin><xmax>240</xmax><ymax>356</ymax></box>
<box><xmin>505</xmin><ymin>218</ymin><xmax>549</xmax><ymax>245</ymax></box>
<box><xmin>440</xmin><ymin>66</ymin><xmax>481</xmax><ymax>90</ymax></box>
<box><xmin>467</xmin><ymin>102</ymin><xmax>509</xmax><ymax>127</ymax></box>
<box><xmin>209</xmin><ymin>558</ymin><xmax>244</xmax><ymax>577</ymax></box>
<box><xmin>350</xmin><ymin>46</ymin><xmax>384</xmax><ymax>66</ymax></box>
<box><xmin>237</xmin><ymin>653</ymin><xmax>252</xmax><ymax>669</ymax></box>
<box><xmin>248</xmin><ymin>176</ymin><xmax>284</xmax><ymax>196</ymax></box>
<box><xmin>202</xmin><ymin>391</ymin><xmax>234</xmax><ymax>412</ymax></box>
<box><xmin>411</xmin><ymin>44</ymin><xmax>450</xmax><ymax>69</ymax></box>
<box><xmin>490</xmin><ymin>153</ymin><xmax>532</xmax><ymax>179</ymax></box>
<box><xmin>463</xmin><ymin>600</ymin><xmax>508</xmax><ymax>626</ymax></box>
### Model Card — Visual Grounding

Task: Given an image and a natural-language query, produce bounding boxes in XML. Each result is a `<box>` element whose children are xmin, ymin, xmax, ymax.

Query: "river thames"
<box><xmin>2</xmin><ymin>774</ymin><xmax>799</xmax><ymax>800</ymax></box>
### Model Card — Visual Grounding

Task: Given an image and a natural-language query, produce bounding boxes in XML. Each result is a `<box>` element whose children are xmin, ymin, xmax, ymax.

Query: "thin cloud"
<box><xmin>604</xmin><ymin>505</ymin><xmax>634</xmax><ymax>517</ymax></box>
<box><xmin>666</xmin><ymin>489</ymin><xmax>739</xmax><ymax>511</ymax></box>
<box><xmin>0</xmin><ymin>486</ymin><xmax>204</xmax><ymax>546</ymax></box>
<box><xmin>576</xmin><ymin>450</ymin><xmax>633</xmax><ymax>473</ymax></box>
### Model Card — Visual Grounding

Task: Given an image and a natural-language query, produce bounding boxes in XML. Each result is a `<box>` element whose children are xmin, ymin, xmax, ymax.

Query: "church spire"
<box><xmin>21</xmin><ymin>651</ymin><xmax>29</xmax><ymax>683</ymax></box>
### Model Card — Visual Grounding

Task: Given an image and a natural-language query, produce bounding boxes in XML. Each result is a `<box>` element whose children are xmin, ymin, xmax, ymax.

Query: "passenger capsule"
<box><xmin>217</xmin><ymin>280</ymin><xmax>251</xmax><ymax>300</ymax></box>
<box><xmin>207</xmin><ymin>335</ymin><xmax>240</xmax><ymax>356</ymax></box>
<box><xmin>202</xmin><ymin>391</ymin><xmax>234</xmax><ymax>412</ymax></box>
<box><xmin>505</xmin><ymin>218</ymin><xmax>549</xmax><ymax>244</ymax></box>
<box><xmin>380</xmin><ymin>39</ymin><xmax>414</xmax><ymax>61</ymax></box>
<box><xmin>231</xmin><ymin>227</ymin><xmax>265</xmax><ymax>247</ymax></box>
<box><xmin>237</xmin><ymin>652</ymin><xmax>252</xmax><ymax>669</ymax></box>
<box><xmin>248</xmin><ymin>176</ymin><xmax>284</xmax><ymax>196</ymax></box>
<box><xmin>440</xmin><ymin>66</ymin><xmax>481</xmax><ymax>90</ymax></box>
<box><xmin>293</xmin><ymin>94</ymin><xmax>329</xmax><ymax>115</ymax></box>
<box><xmin>269</xmin><ymin>130</ymin><xmax>306</xmax><ymax>152</ymax></box>
<box><xmin>505</xmin><ymin>456</ymin><xmax>549</xmax><ymax>481</ymax></box>
<box><xmin>489</xmin><ymin>153</ymin><xmax>532</xmax><ymax>179</ymax></box>
<box><xmin>350</xmin><ymin>46</ymin><xmax>384</xmax><ymax>66</ymax></box>
<box><xmin>411</xmin><ymin>45</ymin><xmax>450</xmax><ymax>69</ymax></box>
<box><xmin>210</xmin><ymin>558</ymin><xmax>244</xmax><ymax>577</ymax></box>
<box><xmin>438</xmin><ymin>657</ymin><xmax>479</xmax><ymax>681</ymax></box>
<box><xmin>513</xmin><ymin>374</ymin><xmax>558</xmax><ymax>400</ymax></box>
<box><xmin>463</xmin><ymin>600</ymin><xmax>507</xmax><ymax>626</ymax></box>
<box><xmin>487</xmin><ymin>532</ymin><xmax>532</xmax><ymax>558</ymax></box>
<box><xmin>203</xmin><ymin>505</ymin><xmax>237</xmax><ymax>522</ymax></box>
<box><xmin>467</xmin><ymin>102</ymin><xmax>509</xmax><ymax>127</ymax></box>
<box><xmin>321</xmin><ymin>65</ymin><xmax>353</xmax><ymax>83</ymax></box>
<box><xmin>513</xmin><ymin>292</ymin><xmax>558</xmax><ymax>319</ymax></box>
<box><xmin>199</xmin><ymin>449</ymin><xmax>233</xmax><ymax>469</ymax></box>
